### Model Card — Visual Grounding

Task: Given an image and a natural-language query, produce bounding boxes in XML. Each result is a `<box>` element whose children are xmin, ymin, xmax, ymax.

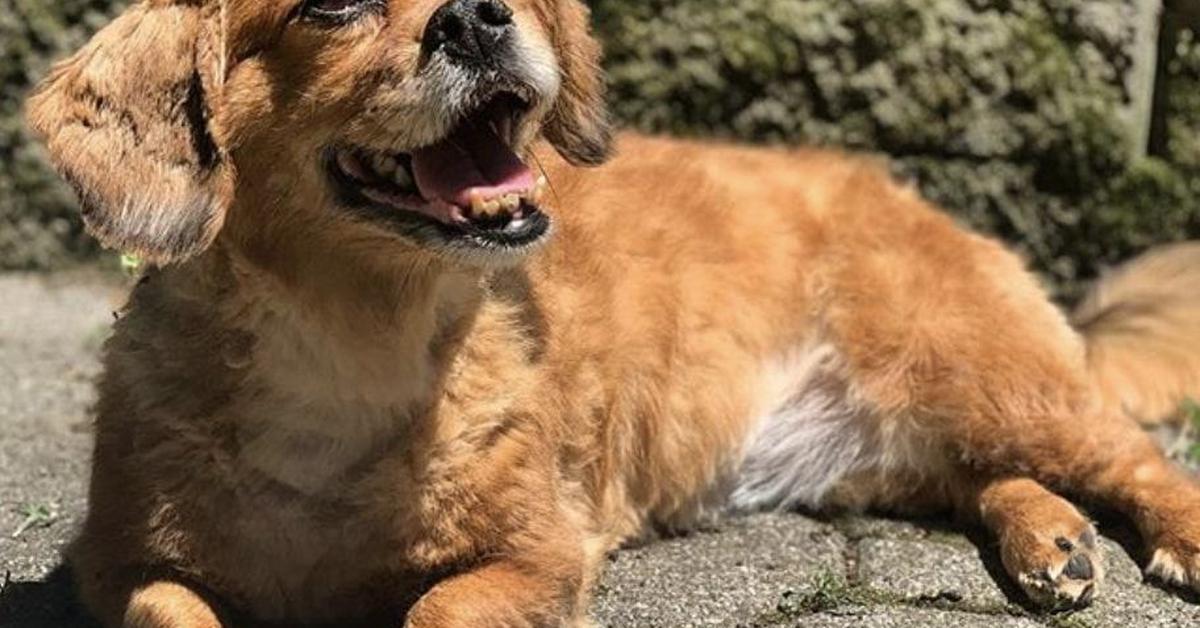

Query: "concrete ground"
<box><xmin>2</xmin><ymin>272</ymin><xmax>1200</xmax><ymax>627</ymax></box>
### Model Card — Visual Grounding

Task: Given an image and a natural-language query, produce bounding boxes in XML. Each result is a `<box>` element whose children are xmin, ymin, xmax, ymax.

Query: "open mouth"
<box><xmin>329</xmin><ymin>91</ymin><xmax>550</xmax><ymax>250</ymax></box>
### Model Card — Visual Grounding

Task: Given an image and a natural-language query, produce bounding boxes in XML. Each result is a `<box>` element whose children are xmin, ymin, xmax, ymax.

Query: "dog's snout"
<box><xmin>423</xmin><ymin>0</ymin><xmax>515</xmax><ymax>66</ymax></box>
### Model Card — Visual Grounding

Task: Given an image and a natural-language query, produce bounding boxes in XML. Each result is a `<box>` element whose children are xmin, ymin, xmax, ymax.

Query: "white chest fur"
<box><xmin>228</xmin><ymin>288</ymin><xmax>441</xmax><ymax>495</ymax></box>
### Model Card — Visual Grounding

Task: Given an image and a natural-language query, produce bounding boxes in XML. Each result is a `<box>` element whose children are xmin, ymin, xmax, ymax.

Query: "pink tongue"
<box><xmin>411</xmin><ymin>121</ymin><xmax>534</xmax><ymax>208</ymax></box>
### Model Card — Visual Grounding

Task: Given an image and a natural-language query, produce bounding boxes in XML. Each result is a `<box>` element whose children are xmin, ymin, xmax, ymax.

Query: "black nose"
<box><xmin>422</xmin><ymin>0</ymin><xmax>515</xmax><ymax>66</ymax></box>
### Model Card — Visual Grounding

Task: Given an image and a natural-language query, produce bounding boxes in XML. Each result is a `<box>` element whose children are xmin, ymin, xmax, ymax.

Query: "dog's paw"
<box><xmin>1005</xmin><ymin>525</ymin><xmax>1103</xmax><ymax>610</ymax></box>
<box><xmin>1137</xmin><ymin>493</ymin><xmax>1200</xmax><ymax>594</ymax></box>
<box><xmin>1145</xmin><ymin>537</ymin><xmax>1200</xmax><ymax>592</ymax></box>
<box><xmin>124</xmin><ymin>581</ymin><xmax>226</xmax><ymax>628</ymax></box>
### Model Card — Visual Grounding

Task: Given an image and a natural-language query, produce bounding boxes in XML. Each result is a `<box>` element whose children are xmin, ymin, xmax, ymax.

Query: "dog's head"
<box><xmin>27</xmin><ymin>0</ymin><xmax>611</xmax><ymax>269</ymax></box>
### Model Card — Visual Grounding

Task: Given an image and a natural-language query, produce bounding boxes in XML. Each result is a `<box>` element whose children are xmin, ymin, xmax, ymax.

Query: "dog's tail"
<box><xmin>1071</xmin><ymin>242</ymin><xmax>1200</xmax><ymax>426</ymax></box>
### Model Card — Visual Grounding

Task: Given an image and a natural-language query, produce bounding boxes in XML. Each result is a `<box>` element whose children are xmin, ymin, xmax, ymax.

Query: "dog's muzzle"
<box><xmin>325</xmin><ymin>0</ymin><xmax>558</xmax><ymax>254</ymax></box>
<box><xmin>422</xmin><ymin>0</ymin><xmax>516</xmax><ymax>70</ymax></box>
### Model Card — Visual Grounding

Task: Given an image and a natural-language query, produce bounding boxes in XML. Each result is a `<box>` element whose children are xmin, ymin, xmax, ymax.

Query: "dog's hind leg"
<box><xmin>826</xmin><ymin>268</ymin><xmax>1200</xmax><ymax>603</ymax></box>
<box><xmin>814</xmin><ymin>188</ymin><xmax>1200</xmax><ymax>602</ymax></box>
<box><xmin>944</xmin><ymin>403</ymin><xmax>1200</xmax><ymax>597</ymax></box>
<box><xmin>1077</xmin><ymin>437</ymin><xmax>1200</xmax><ymax>592</ymax></box>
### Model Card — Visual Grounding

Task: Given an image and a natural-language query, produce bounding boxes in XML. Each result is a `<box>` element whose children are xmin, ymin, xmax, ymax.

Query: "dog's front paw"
<box><xmin>402</xmin><ymin>555</ymin><xmax>589</xmax><ymax>628</ymax></box>
<box><xmin>123</xmin><ymin>581</ymin><xmax>225</xmax><ymax>628</ymax></box>
<box><xmin>402</xmin><ymin>578</ymin><xmax>556</xmax><ymax>628</ymax></box>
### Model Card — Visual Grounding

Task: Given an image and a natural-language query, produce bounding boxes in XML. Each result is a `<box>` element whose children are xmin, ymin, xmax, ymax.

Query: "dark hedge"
<box><xmin>0</xmin><ymin>0</ymin><xmax>127</xmax><ymax>269</ymax></box>
<box><xmin>1168</xmin><ymin>27</ymin><xmax>1200</xmax><ymax>173</ymax></box>
<box><xmin>2</xmin><ymin>0</ymin><xmax>1197</xmax><ymax>298</ymax></box>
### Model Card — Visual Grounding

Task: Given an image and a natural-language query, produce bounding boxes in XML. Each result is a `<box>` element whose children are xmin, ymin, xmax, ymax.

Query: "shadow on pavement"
<box><xmin>0</xmin><ymin>564</ymin><xmax>99</xmax><ymax>628</ymax></box>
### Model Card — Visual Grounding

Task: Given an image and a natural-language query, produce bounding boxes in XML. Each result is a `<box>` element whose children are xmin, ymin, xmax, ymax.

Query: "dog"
<box><xmin>25</xmin><ymin>0</ymin><xmax>1200</xmax><ymax>625</ymax></box>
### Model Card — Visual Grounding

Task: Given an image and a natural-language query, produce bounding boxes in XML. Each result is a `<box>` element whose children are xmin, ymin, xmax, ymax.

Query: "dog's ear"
<box><xmin>543</xmin><ymin>0</ymin><xmax>613</xmax><ymax>167</ymax></box>
<box><xmin>26</xmin><ymin>1</ymin><xmax>234</xmax><ymax>265</ymax></box>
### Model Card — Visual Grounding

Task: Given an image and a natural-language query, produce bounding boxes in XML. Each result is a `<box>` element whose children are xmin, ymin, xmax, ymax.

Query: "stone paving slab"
<box><xmin>1063</xmin><ymin>537</ymin><xmax>1200</xmax><ymax>628</ymax></box>
<box><xmin>4</xmin><ymin>272</ymin><xmax>1200</xmax><ymax>628</ymax></box>
<box><xmin>855</xmin><ymin>536</ymin><xmax>1010</xmax><ymax>611</ymax></box>
<box><xmin>592</xmin><ymin>514</ymin><xmax>846</xmax><ymax>627</ymax></box>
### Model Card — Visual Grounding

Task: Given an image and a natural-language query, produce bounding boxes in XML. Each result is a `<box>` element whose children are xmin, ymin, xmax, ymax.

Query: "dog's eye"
<box><xmin>300</xmin><ymin>0</ymin><xmax>385</xmax><ymax>24</ymax></box>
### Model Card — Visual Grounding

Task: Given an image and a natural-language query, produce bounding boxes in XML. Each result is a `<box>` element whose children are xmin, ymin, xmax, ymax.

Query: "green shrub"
<box><xmin>1168</xmin><ymin>28</ymin><xmax>1200</xmax><ymax>172</ymax></box>
<box><xmin>0</xmin><ymin>0</ymin><xmax>127</xmax><ymax>269</ymax></box>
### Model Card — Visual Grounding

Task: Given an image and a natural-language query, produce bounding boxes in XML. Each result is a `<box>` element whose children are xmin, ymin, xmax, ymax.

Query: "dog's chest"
<box><xmin>222</xmin><ymin>300</ymin><xmax>430</xmax><ymax>501</ymax></box>
<box><xmin>214</xmin><ymin>487</ymin><xmax>407</xmax><ymax>621</ymax></box>
<box><xmin>207</xmin><ymin>396</ymin><xmax>414</xmax><ymax>612</ymax></box>
<box><xmin>233</xmin><ymin>392</ymin><xmax>404</xmax><ymax>494</ymax></box>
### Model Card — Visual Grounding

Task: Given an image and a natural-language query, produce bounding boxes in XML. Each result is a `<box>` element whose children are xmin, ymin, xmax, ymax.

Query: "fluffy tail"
<box><xmin>1072</xmin><ymin>242</ymin><xmax>1200</xmax><ymax>426</ymax></box>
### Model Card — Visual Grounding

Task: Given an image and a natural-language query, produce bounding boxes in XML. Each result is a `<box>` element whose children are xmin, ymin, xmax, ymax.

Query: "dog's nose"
<box><xmin>423</xmin><ymin>0</ymin><xmax>515</xmax><ymax>66</ymax></box>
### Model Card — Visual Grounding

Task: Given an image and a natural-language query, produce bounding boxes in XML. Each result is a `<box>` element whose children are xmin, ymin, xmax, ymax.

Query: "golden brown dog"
<box><xmin>25</xmin><ymin>0</ymin><xmax>1200</xmax><ymax>625</ymax></box>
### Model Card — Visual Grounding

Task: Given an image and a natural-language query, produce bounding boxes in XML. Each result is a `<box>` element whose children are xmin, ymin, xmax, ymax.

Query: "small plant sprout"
<box><xmin>119</xmin><ymin>253</ymin><xmax>142</xmax><ymax>277</ymax></box>
<box><xmin>1183</xmin><ymin>398</ymin><xmax>1200</xmax><ymax>464</ymax></box>
<box><xmin>11</xmin><ymin>503</ymin><xmax>56</xmax><ymax>539</ymax></box>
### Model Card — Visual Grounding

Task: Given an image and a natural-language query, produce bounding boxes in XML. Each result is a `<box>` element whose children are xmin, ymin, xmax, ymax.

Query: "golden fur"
<box><xmin>25</xmin><ymin>0</ymin><xmax>1200</xmax><ymax>625</ymax></box>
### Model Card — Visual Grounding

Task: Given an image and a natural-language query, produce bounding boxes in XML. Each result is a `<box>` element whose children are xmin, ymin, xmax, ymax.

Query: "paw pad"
<box><xmin>1064</xmin><ymin>553</ymin><xmax>1094</xmax><ymax>580</ymax></box>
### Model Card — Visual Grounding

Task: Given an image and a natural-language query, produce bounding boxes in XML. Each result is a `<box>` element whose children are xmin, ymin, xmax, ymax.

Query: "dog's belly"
<box><xmin>729</xmin><ymin>344</ymin><xmax>943</xmax><ymax>513</ymax></box>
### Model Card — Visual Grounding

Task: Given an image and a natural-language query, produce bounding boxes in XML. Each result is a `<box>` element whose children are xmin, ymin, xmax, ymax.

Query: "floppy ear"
<box><xmin>543</xmin><ymin>0</ymin><xmax>613</xmax><ymax>167</ymax></box>
<box><xmin>26</xmin><ymin>0</ymin><xmax>234</xmax><ymax>265</ymax></box>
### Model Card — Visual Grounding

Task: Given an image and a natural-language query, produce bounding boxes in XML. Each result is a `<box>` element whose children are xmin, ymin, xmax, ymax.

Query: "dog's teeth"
<box><xmin>529</xmin><ymin>175</ymin><xmax>548</xmax><ymax>204</ymax></box>
<box><xmin>470</xmin><ymin>192</ymin><xmax>503</xmax><ymax>216</ymax></box>
<box><xmin>500</xmin><ymin>194</ymin><xmax>520</xmax><ymax>211</ymax></box>
<box><xmin>376</xmin><ymin>154</ymin><xmax>398</xmax><ymax>174</ymax></box>
<box><xmin>337</xmin><ymin>151</ymin><xmax>368</xmax><ymax>181</ymax></box>
<box><xmin>499</xmin><ymin>117</ymin><xmax>514</xmax><ymax>144</ymax></box>
<box><xmin>393</xmin><ymin>167</ymin><xmax>414</xmax><ymax>190</ymax></box>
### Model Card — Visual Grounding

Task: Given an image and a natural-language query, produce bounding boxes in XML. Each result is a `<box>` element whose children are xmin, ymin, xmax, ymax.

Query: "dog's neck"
<box><xmin>194</xmin><ymin>246</ymin><xmax>487</xmax><ymax>412</ymax></box>
<box><xmin>133</xmin><ymin>247</ymin><xmax>493</xmax><ymax>495</ymax></box>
